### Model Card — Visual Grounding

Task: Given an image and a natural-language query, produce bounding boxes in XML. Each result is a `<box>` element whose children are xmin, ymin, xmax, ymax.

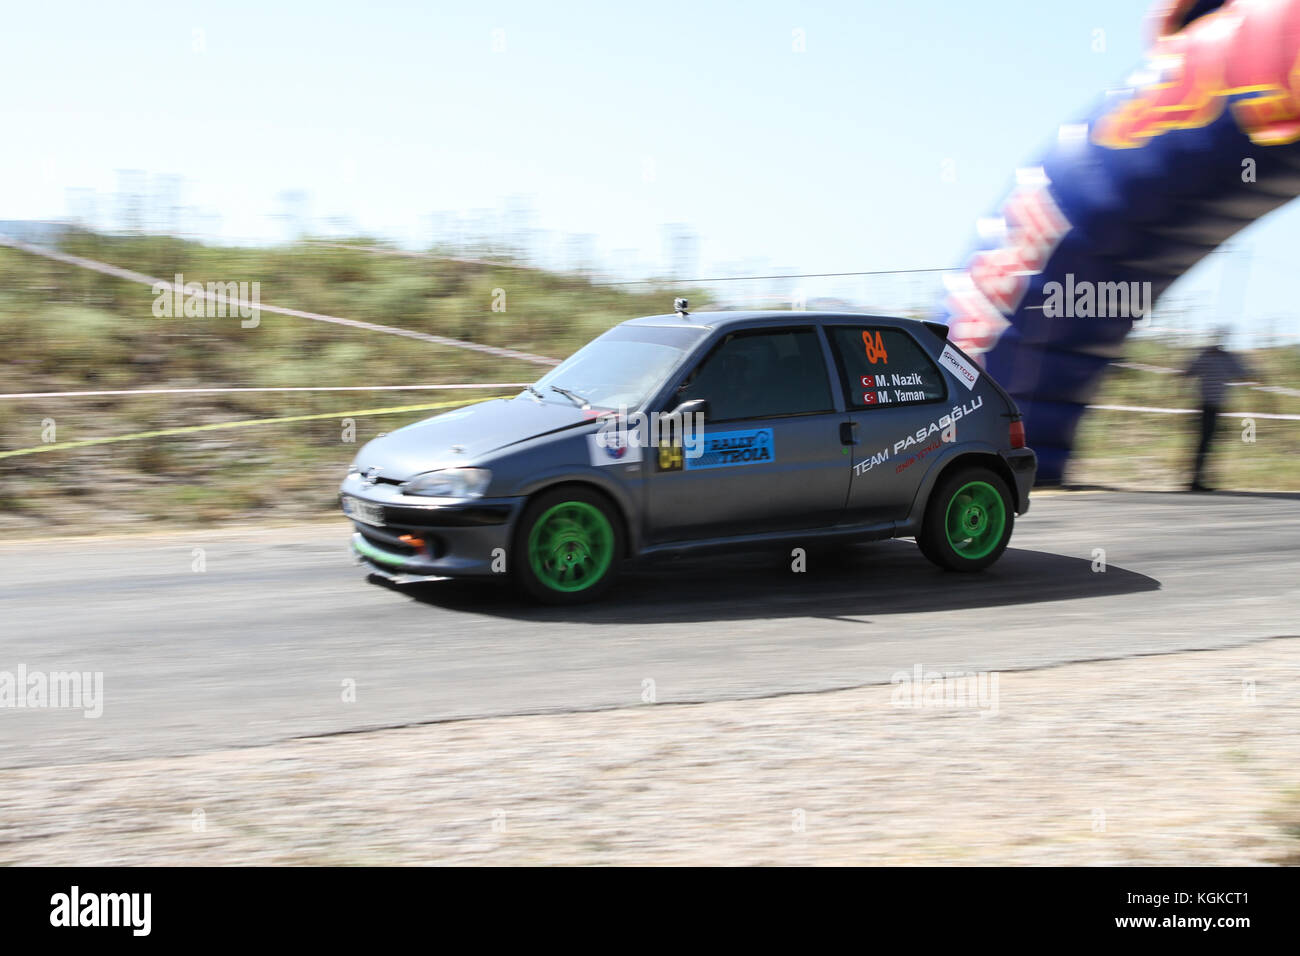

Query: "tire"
<box><xmin>917</xmin><ymin>466</ymin><xmax>1014</xmax><ymax>572</ymax></box>
<box><xmin>513</xmin><ymin>486</ymin><xmax>624</xmax><ymax>604</ymax></box>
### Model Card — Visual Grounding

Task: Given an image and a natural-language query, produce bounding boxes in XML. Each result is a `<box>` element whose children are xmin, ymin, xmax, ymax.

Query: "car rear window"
<box><xmin>827</xmin><ymin>325</ymin><xmax>947</xmax><ymax>409</ymax></box>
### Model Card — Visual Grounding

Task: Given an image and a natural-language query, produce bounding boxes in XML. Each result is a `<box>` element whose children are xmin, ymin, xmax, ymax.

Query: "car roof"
<box><xmin>620</xmin><ymin>310</ymin><xmax>934</xmax><ymax>332</ymax></box>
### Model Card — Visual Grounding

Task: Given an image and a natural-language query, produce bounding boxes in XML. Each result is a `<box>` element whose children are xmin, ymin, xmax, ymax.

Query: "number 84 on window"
<box><xmin>863</xmin><ymin>330</ymin><xmax>889</xmax><ymax>364</ymax></box>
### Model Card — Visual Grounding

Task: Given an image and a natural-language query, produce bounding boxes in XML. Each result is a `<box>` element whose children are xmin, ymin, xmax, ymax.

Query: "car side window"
<box><xmin>828</xmin><ymin>326</ymin><xmax>947</xmax><ymax>409</ymax></box>
<box><xmin>675</xmin><ymin>328</ymin><xmax>833</xmax><ymax>422</ymax></box>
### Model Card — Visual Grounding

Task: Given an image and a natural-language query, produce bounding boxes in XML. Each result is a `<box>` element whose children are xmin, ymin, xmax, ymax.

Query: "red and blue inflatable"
<box><xmin>938</xmin><ymin>0</ymin><xmax>1300</xmax><ymax>482</ymax></box>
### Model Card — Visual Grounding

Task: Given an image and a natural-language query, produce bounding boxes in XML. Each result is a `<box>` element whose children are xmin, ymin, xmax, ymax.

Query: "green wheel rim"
<box><xmin>944</xmin><ymin>480</ymin><xmax>1007</xmax><ymax>560</ymax></box>
<box><xmin>526</xmin><ymin>500</ymin><xmax>615</xmax><ymax>593</ymax></box>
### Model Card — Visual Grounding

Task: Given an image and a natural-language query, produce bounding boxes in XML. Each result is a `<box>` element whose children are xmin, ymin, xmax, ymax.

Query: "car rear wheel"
<box><xmin>917</xmin><ymin>466</ymin><xmax>1014</xmax><ymax>571</ymax></box>
<box><xmin>514</xmin><ymin>487</ymin><xmax>623</xmax><ymax>604</ymax></box>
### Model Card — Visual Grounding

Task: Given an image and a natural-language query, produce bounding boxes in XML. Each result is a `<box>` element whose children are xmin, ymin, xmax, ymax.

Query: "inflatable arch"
<box><xmin>938</xmin><ymin>0</ymin><xmax>1300</xmax><ymax>482</ymax></box>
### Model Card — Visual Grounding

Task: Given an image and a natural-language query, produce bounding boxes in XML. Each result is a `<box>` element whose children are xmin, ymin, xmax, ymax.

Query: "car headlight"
<box><xmin>400</xmin><ymin>467</ymin><xmax>492</xmax><ymax>498</ymax></box>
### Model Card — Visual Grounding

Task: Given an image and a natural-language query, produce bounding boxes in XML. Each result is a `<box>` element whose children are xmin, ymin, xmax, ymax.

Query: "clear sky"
<box><xmin>1</xmin><ymin>0</ymin><xmax>1295</xmax><ymax>341</ymax></box>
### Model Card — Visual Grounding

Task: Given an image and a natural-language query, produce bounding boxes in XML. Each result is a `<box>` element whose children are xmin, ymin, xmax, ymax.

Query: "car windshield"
<box><xmin>525</xmin><ymin>324</ymin><xmax>706</xmax><ymax>409</ymax></box>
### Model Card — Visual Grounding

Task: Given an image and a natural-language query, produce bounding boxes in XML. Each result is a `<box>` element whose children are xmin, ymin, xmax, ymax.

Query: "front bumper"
<box><xmin>1001</xmin><ymin>447</ymin><xmax>1037</xmax><ymax>514</ymax></box>
<box><xmin>339</xmin><ymin>473</ymin><xmax>525</xmax><ymax>580</ymax></box>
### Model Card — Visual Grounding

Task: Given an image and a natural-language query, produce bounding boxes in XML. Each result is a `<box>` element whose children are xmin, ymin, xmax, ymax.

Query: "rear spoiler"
<box><xmin>922</xmin><ymin>320</ymin><xmax>950</xmax><ymax>342</ymax></box>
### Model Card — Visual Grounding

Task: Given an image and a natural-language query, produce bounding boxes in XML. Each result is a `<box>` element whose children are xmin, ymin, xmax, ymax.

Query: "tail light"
<box><xmin>1009</xmin><ymin>418</ymin><xmax>1026</xmax><ymax>449</ymax></box>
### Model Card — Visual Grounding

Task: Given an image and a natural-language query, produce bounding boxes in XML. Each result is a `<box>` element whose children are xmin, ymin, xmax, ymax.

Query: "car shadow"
<box><xmin>372</xmin><ymin>538</ymin><xmax>1160</xmax><ymax>624</ymax></box>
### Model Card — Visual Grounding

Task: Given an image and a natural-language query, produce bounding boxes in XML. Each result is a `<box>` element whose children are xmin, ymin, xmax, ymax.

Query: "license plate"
<box><xmin>342</xmin><ymin>495</ymin><xmax>385</xmax><ymax>527</ymax></box>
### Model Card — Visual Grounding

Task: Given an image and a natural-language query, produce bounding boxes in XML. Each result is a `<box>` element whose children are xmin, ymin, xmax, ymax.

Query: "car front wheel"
<box><xmin>513</xmin><ymin>487</ymin><xmax>623</xmax><ymax>604</ymax></box>
<box><xmin>917</xmin><ymin>466</ymin><xmax>1014</xmax><ymax>571</ymax></box>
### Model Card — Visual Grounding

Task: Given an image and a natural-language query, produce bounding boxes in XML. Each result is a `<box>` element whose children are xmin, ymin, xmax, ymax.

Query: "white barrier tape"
<box><xmin>0</xmin><ymin>236</ymin><xmax>559</xmax><ymax>367</ymax></box>
<box><xmin>1113</xmin><ymin>361</ymin><xmax>1300</xmax><ymax>399</ymax></box>
<box><xmin>1087</xmin><ymin>404</ymin><xmax>1300</xmax><ymax>421</ymax></box>
<box><xmin>1112</xmin><ymin>361</ymin><xmax>1180</xmax><ymax>375</ymax></box>
<box><xmin>306</xmin><ymin>240</ymin><xmax>552</xmax><ymax>273</ymax></box>
<box><xmin>305</xmin><ymin>240</ymin><xmax>956</xmax><ymax>285</ymax></box>
<box><xmin>0</xmin><ymin>396</ymin><xmax>512</xmax><ymax>459</ymax></box>
<box><xmin>0</xmin><ymin>383</ymin><xmax>530</xmax><ymax>400</ymax></box>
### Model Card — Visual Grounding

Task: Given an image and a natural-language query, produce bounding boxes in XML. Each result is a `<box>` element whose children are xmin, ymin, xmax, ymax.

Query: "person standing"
<box><xmin>1183</xmin><ymin>328</ymin><xmax>1257</xmax><ymax>492</ymax></box>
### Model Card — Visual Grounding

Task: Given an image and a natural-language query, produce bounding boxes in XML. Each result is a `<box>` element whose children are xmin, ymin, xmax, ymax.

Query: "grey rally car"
<box><xmin>339</xmin><ymin>305</ymin><xmax>1036</xmax><ymax>603</ymax></box>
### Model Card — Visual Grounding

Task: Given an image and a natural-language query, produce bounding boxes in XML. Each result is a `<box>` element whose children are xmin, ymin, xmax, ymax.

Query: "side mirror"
<box><xmin>665</xmin><ymin>398</ymin><xmax>708</xmax><ymax>420</ymax></box>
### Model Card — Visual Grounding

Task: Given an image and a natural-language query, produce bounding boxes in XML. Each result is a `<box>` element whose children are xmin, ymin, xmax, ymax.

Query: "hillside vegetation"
<box><xmin>0</xmin><ymin>233</ymin><xmax>702</xmax><ymax>533</ymax></box>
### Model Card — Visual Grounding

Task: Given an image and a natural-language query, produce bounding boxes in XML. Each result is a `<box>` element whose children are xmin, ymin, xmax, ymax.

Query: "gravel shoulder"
<box><xmin>3</xmin><ymin>638</ymin><xmax>1298</xmax><ymax>866</ymax></box>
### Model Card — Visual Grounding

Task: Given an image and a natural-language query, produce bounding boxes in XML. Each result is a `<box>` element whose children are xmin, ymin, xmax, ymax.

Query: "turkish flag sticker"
<box><xmin>863</xmin><ymin>391</ymin><xmax>877</xmax><ymax>405</ymax></box>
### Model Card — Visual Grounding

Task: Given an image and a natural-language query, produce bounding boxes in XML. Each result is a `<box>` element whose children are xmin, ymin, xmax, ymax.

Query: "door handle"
<box><xmin>839</xmin><ymin>421</ymin><xmax>858</xmax><ymax>445</ymax></box>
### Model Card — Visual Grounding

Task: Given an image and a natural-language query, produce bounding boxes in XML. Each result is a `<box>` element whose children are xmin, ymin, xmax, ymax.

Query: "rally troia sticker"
<box><xmin>686</xmin><ymin>429</ymin><xmax>775</xmax><ymax>470</ymax></box>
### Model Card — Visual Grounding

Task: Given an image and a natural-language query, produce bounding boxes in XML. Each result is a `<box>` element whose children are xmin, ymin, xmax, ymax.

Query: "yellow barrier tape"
<box><xmin>0</xmin><ymin>396</ymin><xmax>513</xmax><ymax>460</ymax></box>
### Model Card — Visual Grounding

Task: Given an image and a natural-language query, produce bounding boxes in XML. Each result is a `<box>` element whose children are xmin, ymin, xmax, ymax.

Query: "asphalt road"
<box><xmin>2</xmin><ymin>491</ymin><xmax>1297</xmax><ymax>769</ymax></box>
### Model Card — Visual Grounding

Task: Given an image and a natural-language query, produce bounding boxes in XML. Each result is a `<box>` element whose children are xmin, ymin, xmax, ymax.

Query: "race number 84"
<box><xmin>658</xmin><ymin>444</ymin><xmax>684</xmax><ymax>471</ymax></box>
<box><xmin>863</xmin><ymin>330</ymin><xmax>889</xmax><ymax>364</ymax></box>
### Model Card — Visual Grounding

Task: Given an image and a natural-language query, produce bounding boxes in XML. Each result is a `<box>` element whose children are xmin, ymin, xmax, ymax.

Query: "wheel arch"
<box><xmin>904</xmin><ymin>447</ymin><xmax>1021</xmax><ymax>532</ymax></box>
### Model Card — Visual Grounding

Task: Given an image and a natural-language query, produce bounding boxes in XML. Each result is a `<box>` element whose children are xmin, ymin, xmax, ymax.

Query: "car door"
<box><xmin>644</xmin><ymin>325</ymin><xmax>848</xmax><ymax>543</ymax></box>
<box><xmin>825</xmin><ymin>322</ymin><xmax>953</xmax><ymax>525</ymax></box>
